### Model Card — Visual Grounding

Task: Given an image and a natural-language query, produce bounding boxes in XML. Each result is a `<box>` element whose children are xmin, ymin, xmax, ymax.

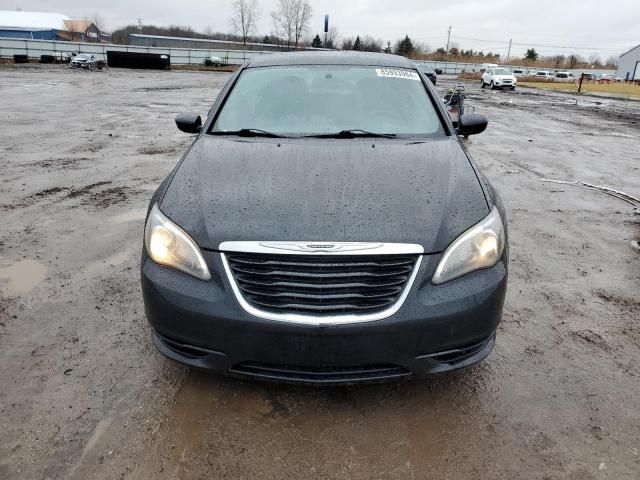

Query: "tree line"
<box><xmin>109</xmin><ymin>0</ymin><xmax>618</xmax><ymax>68</ymax></box>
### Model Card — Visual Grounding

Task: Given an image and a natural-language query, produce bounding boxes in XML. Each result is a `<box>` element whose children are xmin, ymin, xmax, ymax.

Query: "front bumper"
<box><xmin>141</xmin><ymin>251</ymin><xmax>507</xmax><ymax>385</ymax></box>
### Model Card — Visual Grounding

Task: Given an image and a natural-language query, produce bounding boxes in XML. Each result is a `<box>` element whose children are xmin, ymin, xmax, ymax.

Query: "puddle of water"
<box><xmin>0</xmin><ymin>259</ymin><xmax>48</xmax><ymax>295</ymax></box>
<box><xmin>83</xmin><ymin>250</ymin><xmax>133</xmax><ymax>277</ymax></box>
<box><xmin>111</xmin><ymin>208</ymin><xmax>147</xmax><ymax>224</ymax></box>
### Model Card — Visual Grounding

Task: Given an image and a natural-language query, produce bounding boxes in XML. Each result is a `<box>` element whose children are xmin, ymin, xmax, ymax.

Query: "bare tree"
<box><xmin>65</xmin><ymin>19</ymin><xmax>83</xmax><ymax>42</ymax></box>
<box><xmin>341</xmin><ymin>37</ymin><xmax>354</xmax><ymax>51</ymax></box>
<box><xmin>604</xmin><ymin>55</ymin><xmax>619</xmax><ymax>69</ymax></box>
<box><xmin>551</xmin><ymin>54</ymin><xmax>566</xmax><ymax>69</ymax></box>
<box><xmin>567</xmin><ymin>54</ymin><xmax>580</xmax><ymax>69</ymax></box>
<box><xmin>230</xmin><ymin>0</ymin><xmax>260</xmax><ymax>46</ymax></box>
<box><xmin>92</xmin><ymin>13</ymin><xmax>106</xmax><ymax>33</ymax></box>
<box><xmin>589</xmin><ymin>54</ymin><xmax>603</xmax><ymax>67</ymax></box>
<box><xmin>271</xmin><ymin>0</ymin><xmax>312</xmax><ymax>49</ymax></box>
<box><xmin>325</xmin><ymin>26</ymin><xmax>339</xmax><ymax>49</ymax></box>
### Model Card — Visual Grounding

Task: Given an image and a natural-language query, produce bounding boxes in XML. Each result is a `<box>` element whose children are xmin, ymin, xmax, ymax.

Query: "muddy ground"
<box><xmin>0</xmin><ymin>65</ymin><xmax>638</xmax><ymax>480</ymax></box>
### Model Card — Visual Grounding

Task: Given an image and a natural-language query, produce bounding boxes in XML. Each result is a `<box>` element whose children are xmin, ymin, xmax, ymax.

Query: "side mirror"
<box><xmin>457</xmin><ymin>114</ymin><xmax>488</xmax><ymax>136</ymax></box>
<box><xmin>175</xmin><ymin>113</ymin><xmax>202</xmax><ymax>134</ymax></box>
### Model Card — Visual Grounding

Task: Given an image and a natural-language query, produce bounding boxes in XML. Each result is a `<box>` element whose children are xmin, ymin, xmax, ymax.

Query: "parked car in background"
<box><xmin>598</xmin><ymin>73</ymin><xmax>620</xmax><ymax>82</ymax></box>
<box><xmin>204</xmin><ymin>56</ymin><xmax>224</xmax><ymax>67</ymax></box>
<box><xmin>420</xmin><ymin>66</ymin><xmax>437</xmax><ymax>85</ymax></box>
<box><xmin>512</xmin><ymin>68</ymin><xmax>527</xmax><ymax>76</ymax></box>
<box><xmin>534</xmin><ymin>71</ymin><xmax>552</xmax><ymax>80</ymax></box>
<box><xmin>481</xmin><ymin>67</ymin><xmax>517</xmax><ymax>90</ymax></box>
<box><xmin>70</xmin><ymin>54</ymin><xmax>105</xmax><ymax>70</ymax></box>
<box><xmin>581</xmin><ymin>73</ymin><xmax>597</xmax><ymax>81</ymax></box>
<box><xmin>553</xmin><ymin>71</ymin><xmax>576</xmax><ymax>82</ymax></box>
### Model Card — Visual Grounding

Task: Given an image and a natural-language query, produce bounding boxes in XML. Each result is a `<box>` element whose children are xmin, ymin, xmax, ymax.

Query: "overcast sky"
<box><xmin>3</xmin><ymin>0</ymin><xmax>638</xmax><ymax>58</ymax></box>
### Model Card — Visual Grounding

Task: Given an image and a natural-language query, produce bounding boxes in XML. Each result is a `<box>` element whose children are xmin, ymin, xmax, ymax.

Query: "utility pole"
<box><xmin>506</xmin><ymin>38</ymin><xmax>512</xmax><ymax>62</ymax></box>
<box><xmin>137</xmin><ymin>18</ymin><xmax>143</xmax><ymax>34</ymax></box>
<box><xmin>323</xmin><ymin>15</ymin><xmax>329</xmax><ymax>48</ymax></box>
<box><xmin>446</xmin><ymin>26</ymin><xmax>451</xmax><ymax>53</ymax></box>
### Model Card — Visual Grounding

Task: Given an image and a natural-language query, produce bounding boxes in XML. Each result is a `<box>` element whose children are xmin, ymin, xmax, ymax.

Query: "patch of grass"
<box><xmin>520</xmin><ymin>81</ymin><xmax>640</xmax><ymax>99</ymax></box>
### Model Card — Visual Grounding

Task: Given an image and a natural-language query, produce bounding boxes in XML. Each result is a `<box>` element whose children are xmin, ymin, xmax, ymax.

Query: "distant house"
<box><xmin>60</xmin><ymin>19</ymin><xmax>105</xmax><ymax>42</ymax></box>
<box><xmin>0</xmin><ymin>10</ymin><xmax>110</xmax><ymax>42</ymax></box>
<box><xmin>617</xmin><ymin>44</ymin><xmax>640</xmax><ymax>81</ymax></box>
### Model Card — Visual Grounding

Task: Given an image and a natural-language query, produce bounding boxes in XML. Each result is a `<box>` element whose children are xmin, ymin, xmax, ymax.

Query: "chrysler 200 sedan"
<box><xmin>141</xmin><ymin>52</ymin><xmax>508</xmax><ymax>385</ymax></box>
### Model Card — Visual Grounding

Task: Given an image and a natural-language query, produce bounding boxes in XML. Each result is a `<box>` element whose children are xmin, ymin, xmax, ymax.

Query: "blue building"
<box><xmin>0</xmin><ymin>10</ymin><xmax>71</xmax><ymax>40</ymax></box>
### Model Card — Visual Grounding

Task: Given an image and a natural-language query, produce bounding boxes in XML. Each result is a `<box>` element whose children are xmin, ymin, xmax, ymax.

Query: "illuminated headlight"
<box><xmin>432</xmin><ymin>207</ymin><xmax>505</xmax><ymax>285</ymax></box>
<box><xmin>144</xmin><ymin>204</ymin><xmax>211</xmax><ymax>281</ymax></box>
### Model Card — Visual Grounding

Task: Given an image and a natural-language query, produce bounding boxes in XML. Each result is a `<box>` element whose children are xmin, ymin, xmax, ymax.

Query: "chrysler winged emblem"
<box><xmin>259</xmin><ymin>242</ymin><xmax>384</xmax><ymax>253</ymax></box>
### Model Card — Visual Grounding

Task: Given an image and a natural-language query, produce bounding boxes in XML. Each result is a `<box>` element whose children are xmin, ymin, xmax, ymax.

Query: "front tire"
<box><xmin>481</xmin><ymin>79</ymin><xmax>485</xmax><ymax>89</ymax></box>
<box><xmin>490</xmin><ymin>81</ymin><xmax>495</xmax><ymax>90</ymax></box>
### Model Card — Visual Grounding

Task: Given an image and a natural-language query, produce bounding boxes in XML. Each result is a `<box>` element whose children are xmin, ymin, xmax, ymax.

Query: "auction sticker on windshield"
<box><xmin>376</xmin><ymin>68</ymin><xmax>420</xmax><ymax>81</ymax></box>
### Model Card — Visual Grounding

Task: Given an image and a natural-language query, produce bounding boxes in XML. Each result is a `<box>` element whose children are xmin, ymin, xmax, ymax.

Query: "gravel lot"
<box><xmin>0</xmin><ymin>65</ymin><xmax>639</xmax><ymax>480</ymax></box>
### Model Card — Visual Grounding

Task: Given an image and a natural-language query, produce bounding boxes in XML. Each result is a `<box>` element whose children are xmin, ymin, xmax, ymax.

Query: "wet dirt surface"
<box><xmin>0</xmin><ymin>66</ymin><xmax>639</xmax><ymax>479</ymax></box>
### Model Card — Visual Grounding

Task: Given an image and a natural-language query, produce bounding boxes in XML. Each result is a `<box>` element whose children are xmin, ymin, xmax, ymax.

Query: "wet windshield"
<box><xmin>212</xmin><ymin>65</ymin><xmax>444</xmax><ymax>137</ymax></box>
<box><xmin>494</xmin><ymin>68</ymin><xmax>512</xmax><ymax>75</ymax></box>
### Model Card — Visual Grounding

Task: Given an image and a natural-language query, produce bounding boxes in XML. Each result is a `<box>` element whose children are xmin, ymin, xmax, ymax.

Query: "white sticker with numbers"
<box><xmin>375</xmin><ymin>68</ymin><xmax>420</xmax><ymax>81</ymax></box>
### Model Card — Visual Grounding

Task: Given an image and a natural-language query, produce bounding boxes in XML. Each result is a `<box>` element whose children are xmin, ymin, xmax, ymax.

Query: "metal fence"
<box><xmin>0</xmin><ymin>38</ymin><xmax>616</xmax><ymax>76</ymax></box>
<box><xmin>0</xmin><ymin>37</ymin><xmax>273</xmax><ymax>65</ymax></box>
<box><xmin>413</xmin><ymin>60</ymin><xmax>488</xmax><ymax>75</ymax></box>
<box><xmin>413</xmin><ymin>60</ymin><xmax>615</xmax><ymax>77</ymax></box>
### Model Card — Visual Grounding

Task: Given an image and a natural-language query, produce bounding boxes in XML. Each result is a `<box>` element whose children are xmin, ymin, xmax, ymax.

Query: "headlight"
<box><xmin>432</xmin><ymin>207</ymin><xmax>505</xmax><ymax>285</ymax></box>
<box><xmin>144</xmin><ymin>204</ymin><xmax>211</xmax><ymax>281</ymax></box>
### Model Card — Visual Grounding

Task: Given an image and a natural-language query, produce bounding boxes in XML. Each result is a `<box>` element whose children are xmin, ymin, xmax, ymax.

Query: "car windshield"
<box><xmin>494</xmin><ymin>68</ymin><xmax>512</xmax><ymax>75</ymax></box>
<box><xmin>212</xmin><ymin>65</ymin><xmax>444</xmax><ymax>137</ymax></box>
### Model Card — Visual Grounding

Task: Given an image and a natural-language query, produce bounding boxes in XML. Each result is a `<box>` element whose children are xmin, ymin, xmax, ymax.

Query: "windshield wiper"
<box><xmin>306</xmin><ymin>129</ymin><xmax>397</xmax><ymax>139</ymax></box>
<box><xmin>212</xmin><ymin>128</ymin><xmax>286</xmax><ymax>138</ymax></box>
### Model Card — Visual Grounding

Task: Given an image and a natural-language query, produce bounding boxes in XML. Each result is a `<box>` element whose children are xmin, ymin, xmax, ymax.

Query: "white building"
<box><xmin>0</xmin><ymin>10</ymin><xmax>70</xmax><ymax>39</ymax></box>
<box><xmin>617</xmin><ymin>44</ymin><xmax>640</xmax><ymax>81</ymax></box>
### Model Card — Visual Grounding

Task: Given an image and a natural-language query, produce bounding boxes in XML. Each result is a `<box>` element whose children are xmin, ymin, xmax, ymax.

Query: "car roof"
<box><xmin>247</xmin><ymin>51</ymin><xmax>415</xmax><ymax>69</ymax></box>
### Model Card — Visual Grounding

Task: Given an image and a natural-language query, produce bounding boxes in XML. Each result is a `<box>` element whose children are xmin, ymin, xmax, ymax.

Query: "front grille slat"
<box><xmin>229</xmin><ymin>265</ymin><xmax>413</xmax><ymax>279</ymax></box>
<box><xmin>234</xmin><ymin>275</ymin><xmax>408</xmax><ymax>290</ymax></box>
<box><xmin>239</xmin><ymin>285</ymin><xmax>403</xmax><ymax>300</ymax></box>
<box><xmin>228</xmin><ymin>256</ymin><xmax>416</xmax><ymax>268</ymax></box>
<box><xmin>225</xmin><ymin>253</ymin><xmax>419</xmax><ymax>317</ymax></box>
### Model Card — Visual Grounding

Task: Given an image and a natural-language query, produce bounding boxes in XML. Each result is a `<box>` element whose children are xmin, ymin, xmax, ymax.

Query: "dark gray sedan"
<box><xmin>141</xmin><ymin>52</ymin><xmax>508</xmax><ymax>385</ymax></box>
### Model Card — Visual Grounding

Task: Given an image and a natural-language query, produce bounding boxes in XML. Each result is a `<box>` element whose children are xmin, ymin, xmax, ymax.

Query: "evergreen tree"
<box><xmin>395</xmin><ymin>35</ymin><xmax>415</xmax><ymax>57</ymax></box>
<box><xmin>352</xmin><ymin>35</ymin><xmax>361</xmax><ymax>51</ymax></box>
<box><xmin>524</xmin><ymin>48</ymin><xmax>539</xmax><ymax>61</ymax></box>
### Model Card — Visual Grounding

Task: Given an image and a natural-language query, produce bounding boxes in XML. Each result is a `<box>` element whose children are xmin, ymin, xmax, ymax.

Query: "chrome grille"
<box><xmin>223</xmin><ymin>252</ymin><xmax>420</xmax><ymax>319</ymax></box>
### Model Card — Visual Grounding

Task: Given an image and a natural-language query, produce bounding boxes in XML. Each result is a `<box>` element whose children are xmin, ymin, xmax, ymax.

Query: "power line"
<box><xmin>452</xmin><ymin>35</ymin><xmax>624</xmax><ymax>52</ymax></box>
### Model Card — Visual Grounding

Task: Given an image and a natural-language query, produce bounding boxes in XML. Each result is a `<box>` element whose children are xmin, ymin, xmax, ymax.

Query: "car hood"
<box><xmin>160</xmin><ymin>136</ymin><xmax>489</xmax><ymax>253</ymax></box>
<box><xmin>494</xmin><ymin>75</ymin><xmax>515</xmax><ymax>80</ymax></box>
